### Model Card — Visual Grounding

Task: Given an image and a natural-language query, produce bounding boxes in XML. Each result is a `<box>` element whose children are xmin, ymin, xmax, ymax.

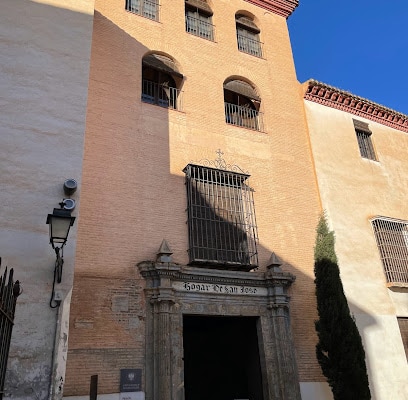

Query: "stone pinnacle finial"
<box><xmin>266</xmin><ymin>252</ymin><xmax>282</xmax><ymax>270</ymax></box>
<box><xmin>157</xmin><ymin>239</ymin><xmax>173</xmax><ymax>263</ymax></box>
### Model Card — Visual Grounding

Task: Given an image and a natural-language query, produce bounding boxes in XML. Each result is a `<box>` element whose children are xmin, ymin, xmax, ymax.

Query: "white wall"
<box><xmin>0</xmin><ymin>0</ymin><xmax>94</xmax><ymax>398</ymax></box>
<box><xmin>304</xmin><ymin>99</ymin><xmax>408</xmax><ymax>400</ymax></box>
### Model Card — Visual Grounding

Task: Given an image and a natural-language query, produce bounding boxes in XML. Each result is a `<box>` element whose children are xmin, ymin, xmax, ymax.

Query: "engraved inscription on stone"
<box><xmin>173</xmin><ymin>281</ymin><xmax>267</xmax><ymax>296</ymax></box>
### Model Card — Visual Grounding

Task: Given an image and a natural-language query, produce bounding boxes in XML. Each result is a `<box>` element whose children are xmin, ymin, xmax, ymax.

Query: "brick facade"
<box><xmin>65</xmin><ymin>0</ymin><xmax>323</xmax><ymax>396</ymax></box>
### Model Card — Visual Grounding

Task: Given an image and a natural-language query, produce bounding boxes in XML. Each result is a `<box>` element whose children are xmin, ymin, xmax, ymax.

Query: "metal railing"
<box><xmin>237</xmin><ymin>34</ymin><xmax>263</xmax><ymax>58</ymax></box>
<box><xmin>185</xmin><ymin>15</ymin><xmax>215</xmax><ymax>41</ymax></box>
<box><xmin>0</xmin><ymin>264</ymin><xmax>20</xmax><ymax>399</ymax></box>
<box><xmin>142</xmin><ymin>80</ymin><xmax>183</xmax><ymax>110</ymax></box>
<box><xmin>225</xmin><ymin>102</ymin><xmax>263</xmax><ymax>131</ymax></box>
<box><xmin>125</xmin><ymin>0</ymin><xmax>159</xmax><ymax>21</ymax></box>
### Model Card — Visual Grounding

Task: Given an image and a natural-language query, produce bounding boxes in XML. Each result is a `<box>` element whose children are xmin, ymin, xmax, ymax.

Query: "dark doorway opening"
<box><xmin>183</xmin><ymin>315</ymin><xmax>264</xmax><ymax>400</ymax></box>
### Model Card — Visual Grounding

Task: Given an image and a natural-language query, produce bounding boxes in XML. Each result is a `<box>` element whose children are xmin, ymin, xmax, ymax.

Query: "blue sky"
<box><xmin>288</xmin><ymin>0</ymin><xmax>408</xmax><ymax>115</ymax></box>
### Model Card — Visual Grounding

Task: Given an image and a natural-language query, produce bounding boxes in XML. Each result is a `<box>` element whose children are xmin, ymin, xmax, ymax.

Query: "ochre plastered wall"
<box><xmin>304</xmin><ymin>99</ymin><xmax>408</xmax><ymax>400</ymax></box>
<box><xmin>65</xmin><ymin>0</ymin><xmax>323</xmax><ymax>395</ymax></box>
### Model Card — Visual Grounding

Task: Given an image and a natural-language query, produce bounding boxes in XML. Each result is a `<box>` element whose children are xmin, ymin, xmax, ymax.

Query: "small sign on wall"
<box><xmin>120</xmin><ymin>369</ymin><xmax>142</xmax><ymax>392</ymax></box>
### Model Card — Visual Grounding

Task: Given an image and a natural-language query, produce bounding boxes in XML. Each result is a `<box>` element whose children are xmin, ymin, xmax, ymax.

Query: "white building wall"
<box><xmin>304</xmin><ymin>100</ymin><xmax>408</xmax><ymax>400</ymax></box>
<box><xmin>0</xmin><ymin>0</ymin><xmax>94</xmax><ymax>398</ymax></box>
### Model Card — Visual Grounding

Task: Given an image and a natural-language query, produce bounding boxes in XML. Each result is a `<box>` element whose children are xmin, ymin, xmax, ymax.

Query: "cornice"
<box><xmin>303</xmin><ymin>80</ymin><xmax>408</xmax><ymax>133</ymax></box>
<box><xmin>244</xmin><ymin>0</ymin><xmax>299</xmax><ymax>18</ymax></box>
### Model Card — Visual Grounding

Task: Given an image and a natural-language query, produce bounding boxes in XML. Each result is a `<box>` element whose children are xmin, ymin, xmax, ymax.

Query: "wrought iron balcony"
<box><xmin>126</xmin><ymin>0</ymin><xmax>160</xmax><ymax>21</ymax></box>
<box><xmin>225</xmin><ymin>102</ymin><xmax>263</xmax><ymax>131</ymax></box>
<box><xmin>142</xmin><ymin>80</ymin><xmax>183</xmax><ymax>110</ymax></box>
<box><xmin>186</xmin><ymin>15</ymin><xmax>215</xmax><ymax>41</ymax></box>
<box><xmin>237</xmin><ymin>34</ymin><xmax>263</xmax><ymax>58</ymax></box>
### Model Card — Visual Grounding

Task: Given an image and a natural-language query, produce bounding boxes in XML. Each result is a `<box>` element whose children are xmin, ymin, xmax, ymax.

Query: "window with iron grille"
<box><xmin>224</xmin><ymin>79</ymin><xmax>263</xmax><ymax>131</ymax></box>
<box><xmin>125</xmin><ymin>0</ymin><xmax>159</xmax><ymax>21</ymax></box>
<box><xmin>353</xmin><ymin>119</ymin><xmax>377</xmax><ymax>160</ymax></box>
<box><xmin>236</xmin><ymin>14</ymin><xmax>262</xmax><ymax>58</ymax></box>
<box><xmin>142</xmin><ymin>54</ymin><xmax>183</xmax><ymax>110</ymax></box>
<box><xmin>185</xmin><ymin>0</ymin><xmax>214</xmax><ymax>41</ymax></box>
<box><xmin>371</xmin><ymin>216</ymin><xmax>408</xmax><ymax>286</ymax></box>
<box><xmin>184</xmin><ymin>164</ymin><xmax>258</xmax><ymax>270</ymax></box>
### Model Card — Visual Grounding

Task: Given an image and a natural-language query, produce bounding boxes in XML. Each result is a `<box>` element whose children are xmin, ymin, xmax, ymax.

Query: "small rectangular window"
<box><xmin>371</xmin><ymin>217</ymin><xmax>408</xmax><ymax>286</ymax></box>
<box><xmin>184</xmin><ymin>164</ymin><xmax>258</xmax><ymax>270</ymax></box>
<box><xmin>353</xmin><ymin>119</ymin><xmax>377</xmax><ymax>160</ymax></box>
<box><xmin>126</xmin><ymin>0</ymin><xmax>159</xmax><ymax>21</ymax></box>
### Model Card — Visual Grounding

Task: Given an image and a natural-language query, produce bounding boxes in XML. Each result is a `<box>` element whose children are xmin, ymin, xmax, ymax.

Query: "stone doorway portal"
<box><xmin>183</xmin><ymin>315</ymin><xmax>264</xmax><ymax>400</ymax></box>
<box><xmin>138</xmin><ymin>260</ymin><xmax>302</xmax><ymax>400</ymax></box>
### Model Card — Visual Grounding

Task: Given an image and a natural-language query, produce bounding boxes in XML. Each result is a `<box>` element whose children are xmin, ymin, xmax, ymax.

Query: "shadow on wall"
<box><xmin>60</xmin><ymin>7</ymin><xmax>378</xmax><ymax>400</ymax></box>
<box><xmin>1</xmin><ymin>0</ymin><xmax>94</xmax><ymax>399</ymax></box>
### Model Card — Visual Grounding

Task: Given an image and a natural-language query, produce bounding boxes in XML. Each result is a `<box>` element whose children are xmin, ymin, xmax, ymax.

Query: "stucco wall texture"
<box><xmin>0</xmin><ymin>0</ymin><xmax>94</xmax><ymax>398</ymax></box>
<box><xmin>304</xmin><ymin>99</ymin><xmax>408</xmax><ymax>399</ymax></box>
<box><xmin>65</xmin><ymin>0</ymin><xmax>324</xmax><ymax>397</ymax></box>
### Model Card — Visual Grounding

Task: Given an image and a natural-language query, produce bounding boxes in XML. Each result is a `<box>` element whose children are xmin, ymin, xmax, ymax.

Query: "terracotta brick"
<box><xmin>66</xmin><ymin>0</ymin><xmax>323</xmax><ymax>395</ymax></box>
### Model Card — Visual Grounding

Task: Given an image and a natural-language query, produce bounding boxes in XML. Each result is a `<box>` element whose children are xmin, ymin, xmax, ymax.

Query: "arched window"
<box><xmin>185</xmin><ymin>0</ymin><xmax>214</xmax><ymax>41</ymax></box>
<box><xmin>224</xmin><ymin>79</ymin><xmax>262</xmax><ymax>131</ymax></box>
<box><xmin>141</xmin><ymin>54</ymin><xmax>183</xmax><ymax>110</ymax></box>
<box><xmin>235</xmin><ymin>14</ymin><xmax>262</xmax><ymax>57</ymax></box>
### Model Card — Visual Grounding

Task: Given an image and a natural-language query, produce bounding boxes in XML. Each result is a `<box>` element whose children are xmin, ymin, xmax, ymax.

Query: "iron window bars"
<box><xmin>185</xmin><ymin>0</ymin><xmax>214</xmax><ymax>41</ymax></box>
<box><xmin>142</xmin><ymin>79</ymin><xmax>182</xmax><ymax>110</ymax></box>
<box><xmin>224</xmin><ymin>102</ymin><xmax>263</xmax><ymax>131</ymax></box>
<box><xmin>236</xmin><ymin>15</ymin><xmax>263</xmax><ymax>58</ymax></box>
<box><xmin>371</xmin><ymin>216</ymin><xmax>408</xmax><ymax>285</ymax></box>
<box><xmin>126</xmin><ymin>0</ymin><xmax>159</xmax><ymax>21</ymax></box>
<box><xmin>141</xmin><ymin>54</ymin><xmax>183</xmax><ymax>110</ymax></box>
<box><xmin>185</xmin><ymin>12</ymin><xmax>214</xmax><ymax>41</ymax></box>
<box><xmin>236</xmin><ymin>29</ymin><xmax>263</xmax><ymax>58</ymax></box>
<box><xmin>353</xmin><ymin>119</ymin><xmax>377</xmax><ymax>161</ymax></box>
<box><xmin>184</xmin><ymin>164</ymin><xmax>258</xmax><ymax>270</ymax></box>
<box><xmin>356</xmin><ymin>129</ymin><xmax>377</xmax><ymax>160</ymax></box>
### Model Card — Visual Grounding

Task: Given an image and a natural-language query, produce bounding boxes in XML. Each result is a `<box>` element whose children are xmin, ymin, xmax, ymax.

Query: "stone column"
<box><xmin>265</xmin><ymin>258</ymin><xmax>301</xmax><ymax>400</ymax></box>
<box><xmin>156</xmin><ymin>298</ymin><xmax>173</xmax><ymax>400</ymax></box>
<box><xmin>269</xmin><ymin>302</ymin><xmax>301</xmax><ymax>400</ymax></box>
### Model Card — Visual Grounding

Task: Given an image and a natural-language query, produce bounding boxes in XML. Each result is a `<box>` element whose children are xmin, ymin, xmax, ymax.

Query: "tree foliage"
<box><xmin>314</xmin><ymin>214</ymin><xmax>371</xmax><ymax>400</ymax></box>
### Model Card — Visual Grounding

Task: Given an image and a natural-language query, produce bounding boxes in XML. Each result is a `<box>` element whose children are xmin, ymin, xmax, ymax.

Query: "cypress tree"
<box><xmin>314</xmin><ymin>214</ymin><xmax>371</xmax><ymax>400</ymax></box>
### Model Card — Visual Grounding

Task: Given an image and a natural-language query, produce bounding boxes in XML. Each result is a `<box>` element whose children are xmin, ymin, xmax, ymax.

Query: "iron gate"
<box><xmin>0</xmin><ymin>260</ymin><xmax>20</xmax><ymax>399</ymax></box>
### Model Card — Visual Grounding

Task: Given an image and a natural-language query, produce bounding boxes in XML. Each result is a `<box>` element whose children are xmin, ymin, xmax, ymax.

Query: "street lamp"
<box><xmin>46</xmin><ymin>208</ymin><xmax>75</xmax><ymax>283</ymax></box>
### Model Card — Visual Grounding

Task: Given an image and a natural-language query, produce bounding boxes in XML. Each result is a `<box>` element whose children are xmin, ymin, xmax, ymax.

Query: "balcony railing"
<box><xmin>142</xmin><ymin>80</ymin><xmax>183</xmax><ymax>110</ymax></box>
<box><xmin>186</xmin><ymin>15</ymin><xmax>215</xmax><ymax>41</ymax></box>
<box><xmin>225</xmin><ymin>102</ymin><xmax>263</xmax><ymax>131</ymax></box>
<box><xmin>237</xmin><ymin>34</ymin><xmax>263</xmax><ymax>58</ymax></box>
<box><xmin>126</xmin><ymin>0</ymin><xmax>159</xmax><ymax>21</ymax></box>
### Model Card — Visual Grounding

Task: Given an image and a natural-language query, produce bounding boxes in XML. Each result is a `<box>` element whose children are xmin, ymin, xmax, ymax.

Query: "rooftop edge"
<box><xmin>303</xmin><ymin>79</ymin><xmax>408</xmax><ymax>133</ymax></box>
<box><xmin>244</xmin><ymin>0</ymin><xmax>299</xmax><ymax>18</ymax></box>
